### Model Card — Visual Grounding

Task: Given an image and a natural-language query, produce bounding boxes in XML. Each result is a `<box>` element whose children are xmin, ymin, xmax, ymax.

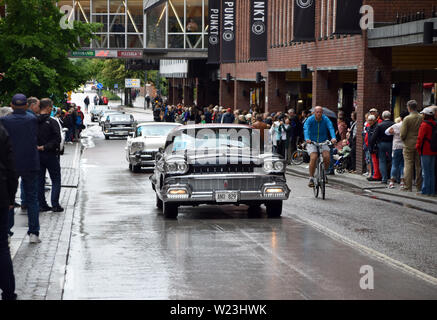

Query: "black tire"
<box><xmin>291</xmin><ymin>150</ymin><xmax>304</xmax><ymax>165</ymax></box>
<box><xmin>319</xmin><ymin>164</ymin><xmax>326</xmax><ymax>200</ymax></box>
<box><xmin>247</xmin><ymin>204</ymin><xmax>262</xmax><ymax>217</ymax></box>
<box><xmin>313</xmin><ymin>179</ymin><xmax>319</xmax><ymax>198</ymax></box>
<box><xmin>104</xmin><ymin>135</ymin><xmax>109</xmax><ymax>140</ymax></box>
<box><xmin>132</xmin><ymin>165</ymin><xmax>141</xmax><ymax>173</ymax></box>
<box><xmin>156</xmin><ymin>193</ymin><xmax>163</xmax><ymax>210</ymax></box>
<box><xmin>163</xmin><ymin>202</ymin><xmax>178</xmax><ymax>219</ymax></box>
<box><xmin>265</xmin><ymin>201</ymin><xmax>282</xmax><ymax>218</ymax></box>
<box><xmin>60</xmin><ymin>147</ymin><xmax>64</xmax><ymax>155</ymax></box>
<box><xmin>129</xmin><ymin>163</ymin><xmax>132</xmax><ymax>171</ymax></box>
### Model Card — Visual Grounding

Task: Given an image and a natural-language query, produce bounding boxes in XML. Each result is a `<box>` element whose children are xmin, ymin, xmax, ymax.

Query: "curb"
<box><xmin>45</xmin><ymin>143</ymin><xmax>81</xmax><ymax>300</ymax></box>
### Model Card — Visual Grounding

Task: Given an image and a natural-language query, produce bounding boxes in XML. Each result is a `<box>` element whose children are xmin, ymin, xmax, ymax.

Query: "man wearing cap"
<box><xmin>0</xmin><ymin>94</ymin><xmax>41</xmax><ymax>243</ymax></box>
<box><xmin>400</xmin><ymin>100</ymin><xmax>423</xmax><ymax>192</ymax></box>
<box><xmin>221</xmin><ymin>108</ymin><xmax>235</xmax><ymax>124</ymax></box>
<box><xmin>369</xmin><ymin>108</ymin><xmax>383</xmax><ymax>124</ymax></box>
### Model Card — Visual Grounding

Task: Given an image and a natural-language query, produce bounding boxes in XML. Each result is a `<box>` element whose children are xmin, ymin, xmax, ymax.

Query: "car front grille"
<box><xmin>171</xmin><ymin>176</ymin><xmax>280</xmax><ymax>192</ymax></box>
<box><xmin>190</xmin><ymin>164</ymin><xmax>258</xmax><ymax>174</ymax></box>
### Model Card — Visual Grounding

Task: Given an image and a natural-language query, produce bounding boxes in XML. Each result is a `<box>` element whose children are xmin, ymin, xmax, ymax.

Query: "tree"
<box><xmin>0</xmin><ymin>0</ymin><xmax>101</xmax><ymax>105</ymax></box>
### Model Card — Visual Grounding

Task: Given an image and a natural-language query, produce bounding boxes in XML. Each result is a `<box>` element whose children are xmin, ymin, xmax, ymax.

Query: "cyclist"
<box><xmin>303</xmin><ymin>106</ymin><xmax>337</xmax><ymax>187</ymax></box>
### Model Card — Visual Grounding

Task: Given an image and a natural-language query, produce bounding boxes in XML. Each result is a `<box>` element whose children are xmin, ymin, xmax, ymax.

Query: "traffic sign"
<box><xmin>114</xmin><ymin>84</ymin><xmax>118</xmax><ymax>89</ymax></box>
<box><xmin>97</xmin><ymin>83</ymin><xmax>103</xmax><ymax>89</ymax></box>
<box><xmin>125</xmin><ymin>78</ymin><xmax>141</xmax><ymax>88</ymax></box>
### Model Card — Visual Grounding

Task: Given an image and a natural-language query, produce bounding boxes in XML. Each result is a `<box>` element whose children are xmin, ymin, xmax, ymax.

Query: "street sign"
<box><xmin>71</xmin><ymin>50</ymin><xmax>95</xmax><ymax>57</ymax></box>
<box><xmin>114</xmin><ymin>84</ymin><xmax>118</xmax><ymax>89</ymax></box>
<box><xmin>125</xmin><ymin>78</ymin><xmax>141</xmax><ymax>88</ymax></box>
<box><xmin>97</xmin><ymin>83</ymin><xmax>103</xmax><ymax>89</ymax></box>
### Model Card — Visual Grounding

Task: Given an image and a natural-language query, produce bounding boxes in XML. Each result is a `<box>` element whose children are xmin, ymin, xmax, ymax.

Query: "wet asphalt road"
<box><xmin>62</xmin><ymin>93</ymin><xmax>437</xmax><ymax>299</ymax></box>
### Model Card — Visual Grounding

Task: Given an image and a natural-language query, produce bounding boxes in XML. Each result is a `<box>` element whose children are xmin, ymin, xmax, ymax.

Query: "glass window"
<box><xmin>92</xmin><ymin>15</ymin><xmax>108</xmax><ymax>32</ymax></box>
<box><xmin>92</xmin><ymin>0</ymin><xmax>107</xmax><ymax>14</ymax></box>
<box><xmin>146</xmin><ymin>2</ymin><xmax>166</xmax><ymax>48</ymax></box>
<box><xmin>110</xmin><ymin>0</ymin><xmax>125</xmax><ymax>13</ymax></box>
<box><xmin>168</xmin><ymin>35</ymin><xmax>184</xmax><ymax>48</ymax></box>
<box><xmin>168</xmin><ymin>0</ymin><xmax>185</xmax><ymax>33</ymax></box>
<box><xmin>186</xmin><ymin>0</ymin><xmax>202</xmax><ymax>32</ymax></box>
<box><xmin>127</xmin><ymin>34</ymin><xmax>143</xmax><ymax>48</ymax></box>
<box><xmin>127</xmin><ymin>0</ymin><xmax>143</xmax><ymax>33</ymax></box>
<box><xmin>186</xmin><ymin>34</ymin><xmax>202</xmax><ymax>49</ymax></box>
<box><xmin>92</xmin><ymin>34</ymin><xmax>108</xmax><ymax>48</ymax></box>
<box><xmin>75</xmin><ymin>0</ymin><xmax>90</xmax><ymax>23</ymax></box>
<box><xmin>109</xmin><ymin>34</ymin><xmax>125</xmax><ymax>48</ymax></box>
<box><xmin>137</xmin><ymin>125</ymin><xmax>178</xmax><ymax>137</ymax></box>
<box><xmin>109</xmin><ymin>15</ymin><xmax>125</xmax><ymax>32</ymax></box>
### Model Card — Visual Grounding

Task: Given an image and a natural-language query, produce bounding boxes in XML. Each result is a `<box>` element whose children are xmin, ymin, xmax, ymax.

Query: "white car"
<box><xmin>99</xmin><ymin>110</ymin><xmax>124</xmax><ymax>128</ymax></box>
<box><xmin>52</xmin><ymin>117</ymin><xmax>68</xmax><ymax>155</ymax></box>
<box><xmin>126</xmin><ymin>122</ymin><xmax>181</xmax><ymax>172</ymax></box>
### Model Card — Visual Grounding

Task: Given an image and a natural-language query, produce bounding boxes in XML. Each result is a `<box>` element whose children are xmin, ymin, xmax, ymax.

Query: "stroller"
<box><xmin>333</xmin><ymin>150</ymin><xmax>351</xmax><ymax>174</ymax></box>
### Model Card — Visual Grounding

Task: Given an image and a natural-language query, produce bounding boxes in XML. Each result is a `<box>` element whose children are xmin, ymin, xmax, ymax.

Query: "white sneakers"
<box><xmin>29</xmin><ymin>234</ymin><xmax>41</xmax><ymax>244</ymax></box>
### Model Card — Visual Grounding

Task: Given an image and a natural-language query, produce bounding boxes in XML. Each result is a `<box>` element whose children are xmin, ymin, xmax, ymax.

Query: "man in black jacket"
<box><xmin>370</xmin><ymin>111</ymin><xmax>395</xmax><ymax>184</ymax></box>
<box><xmin>37</xmin><ymin>99</ymin><xmax>63</xmax><ymax>212</ymax></box>
<box><xmin>0</xmin><ymin>121</ymin><xmax>18</xmax><ymax>300</ymax></box>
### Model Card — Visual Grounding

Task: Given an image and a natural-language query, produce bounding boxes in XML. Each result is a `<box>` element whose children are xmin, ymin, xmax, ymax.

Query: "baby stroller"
<box><xmin>333</xmin><ymin>151</ymin><xmax>351</xmax><ymax>174</ymax></box>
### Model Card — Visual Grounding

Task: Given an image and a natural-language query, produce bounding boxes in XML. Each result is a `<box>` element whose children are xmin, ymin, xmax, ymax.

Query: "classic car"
<box><xmin>90</xmin><ymin>105</ymin><xmax>109</xmax><ymax>122</ymax></box>
<box><xmin>102</xmin><ymin>113</ymin><xmax>136</xmax><ymax>140</ymax></box>
<box><xmin>126</xmin><ymin>122</ymin><xmax>181</xmax><ymax>172</ymax></box>
<box><xmin>99</xmin><ymin>110</ymin><xmax>124</xmax><ymax>128</ymax></box>
<box><xmin>150</xmin><ymin>124</ymin><xmax>290</xmax><ymax>218</ymax></box>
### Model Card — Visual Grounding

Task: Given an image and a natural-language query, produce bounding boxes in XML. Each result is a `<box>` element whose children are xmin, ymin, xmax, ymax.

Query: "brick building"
<box><xmin>217</xmin><ymin>0</ymin><xmax>437</xmax><ymax>172</ymax></box>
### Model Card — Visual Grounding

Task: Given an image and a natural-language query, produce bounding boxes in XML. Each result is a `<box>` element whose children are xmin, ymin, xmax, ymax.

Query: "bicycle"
<box><xmin>309</xmin><ymin>140</ymin><xmax>332</xmax><ymax>200</ymax></box>
<box><xmin>291</xmin><ymin>142</ymin><xmax>308</xmax><ymax>165</ymax></box>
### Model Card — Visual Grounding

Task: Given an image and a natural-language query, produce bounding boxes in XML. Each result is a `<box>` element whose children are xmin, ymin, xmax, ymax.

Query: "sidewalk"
<box><xmin>10</xmin><ymin>142</ymin><xmax>81</xmax><ymax>300</ymax></box>
<box><xmin>108</xmin><ymin>95</ymin><xmax>153</xmax><ymax>115</ymax></box>
<box><xmin>286</xmin><ymin>163</ymin><xmax>437</xmax><ymax>205</ymax></box>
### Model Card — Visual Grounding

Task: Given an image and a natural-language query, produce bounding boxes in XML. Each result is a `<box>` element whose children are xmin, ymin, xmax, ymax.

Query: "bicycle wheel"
<box><xmin>291</xmin><ymin>150</ymin><xmax>304</xmax><ymax>165</ymax></box>
<box><xmin>313</xmin><ymin>166</ymin><xmax>319</xmax><ymax>198</ymax></box>
<box><xmin>320</xmin><ymin>162</ymin><xmax>326</xmax><ymax>200</ymax></box>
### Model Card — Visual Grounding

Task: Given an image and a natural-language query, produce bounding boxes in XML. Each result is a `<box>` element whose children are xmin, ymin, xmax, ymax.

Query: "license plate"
<box><xmin>215</xmin><ymin>191</ymin><xmax>238</xmax><ymax>202</ymax></box>
<box><xmin>117</xmin><ymin>131</ymin><xmax>128</xmax><ymax>135</ymax></box>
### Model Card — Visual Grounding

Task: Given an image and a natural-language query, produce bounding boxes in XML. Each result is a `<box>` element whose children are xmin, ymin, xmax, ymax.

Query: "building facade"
<box><xmin>217</xmin><ymin>0</ymin><xmax>437</xmax><ymax>172</ymax></box>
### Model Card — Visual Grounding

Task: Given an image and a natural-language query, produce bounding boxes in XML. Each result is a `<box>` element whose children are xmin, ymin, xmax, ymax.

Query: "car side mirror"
<box><xmin>128</xmin><ymin>132</ymin><xmax>134</xmax><ymax>137</ymax></box>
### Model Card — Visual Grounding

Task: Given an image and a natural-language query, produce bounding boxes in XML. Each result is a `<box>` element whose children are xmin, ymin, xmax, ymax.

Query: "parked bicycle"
<box><xmin>291</xmin><ymin>142</ymin><xmax>308</xmax><ymax>165</ymax></box>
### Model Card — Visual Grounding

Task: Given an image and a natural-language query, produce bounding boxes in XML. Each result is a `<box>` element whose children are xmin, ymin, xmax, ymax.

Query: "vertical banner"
<box><xmin>293</xmin><ymin>0</ymin><xmax>316</xmax><ymax>41</ymax></box>
<box><xmin>208</xmin><ymin>0</ymin><xmax>221</xmax><ymax>64</ymax></box>
<box><xmin>335</xmin><ymin>0</ymin><xmax>363</xmax><ymax>34</ymax></box>
<box><xmin>221</xmin><ymin>0</ymin><xmax>236</xmax><ymax>63</ymax></box>
<box><xmin>250</xmin><ymin>0</ymin><xmax>268</xmax><ymax>61</ymax></box>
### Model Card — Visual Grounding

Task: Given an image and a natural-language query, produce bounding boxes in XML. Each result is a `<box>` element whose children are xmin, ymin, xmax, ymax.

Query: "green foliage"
<box><xmin>0</xmin><ymin>0</ymin><xmax>101</xmax><ymax>105</ymax></box>
<box><xmin>101</xmin><ymin>89</ymin><xmax>121</xmax><ymax>101</ymax></box>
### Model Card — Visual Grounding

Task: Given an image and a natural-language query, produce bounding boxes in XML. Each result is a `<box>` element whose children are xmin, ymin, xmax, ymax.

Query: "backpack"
<box><xmin>424</xmin><ymin>121</ymin><xmax>437</xmax><ymax>153</ymax></box>
<box><xmin>76</xmin><ymin>116</ymin><xmax>83</xmax><ymax>126</ymax></box>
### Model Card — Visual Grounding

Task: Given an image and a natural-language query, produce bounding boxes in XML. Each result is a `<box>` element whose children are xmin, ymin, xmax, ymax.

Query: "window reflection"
<box><xmin>146</xmin><ymin>3</ymin><xmax>166</xmax><ymax>48</ymax></box>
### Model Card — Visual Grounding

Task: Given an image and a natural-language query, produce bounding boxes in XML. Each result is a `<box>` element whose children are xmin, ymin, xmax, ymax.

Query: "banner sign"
<box><xmin>118</xmin><ymin>50</ymin><xmax>143</xmax><ymax>58</ymax></box>
<box><xmin>293</xmin><ymin>0</ymin><xmax>316</xmax><ymax>42</ymax></box>
<box><xmin>95</xmin><ymin>50</ymin><xmax>118</xmax><ymax>58</ymax></box>
<box><xmin>125</xmin><ymin>79</ymin><xmax>141</xmax><ymax>88</ymax></box>
<box><xmin>221</xmin><ymin>0</ymin><xmax>236</xmax><ymax>63</ymax></box>
<box><xmin>335</xmin><ymin>0</ymin><xmax>363</xmax><ymax>34</ymax></box>
<box><xmin>207</xmin><ymin>0</ymin><xmax>221</xmax><ymax>64</ymax></box>
<box><xmin>71</xmin><ymin>50</ymin><xmax>95</xmax><ymax>57</ymax></box>
<box><xmin>250</xmin><ymin>0</ymin><xmax>268</xmax><ymax>61</ymax></box>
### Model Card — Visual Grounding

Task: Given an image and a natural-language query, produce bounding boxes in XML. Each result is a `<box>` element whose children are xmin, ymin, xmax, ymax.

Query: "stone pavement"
<box><xmin>10</xmin><ymin>142</ymin><xmax>81</xmax><ymax>300</ymax></box>
<box><xmin>286</xmin><ymin>163</ymin><xmax>437</xmax><ymax>206</ymax></box>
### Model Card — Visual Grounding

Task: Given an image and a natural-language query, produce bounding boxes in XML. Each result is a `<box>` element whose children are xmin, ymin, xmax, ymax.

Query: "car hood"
<box><xmin>131</xmin><ymin>136</ymin><xmax>169</xmax><ymax>150</ymax></box>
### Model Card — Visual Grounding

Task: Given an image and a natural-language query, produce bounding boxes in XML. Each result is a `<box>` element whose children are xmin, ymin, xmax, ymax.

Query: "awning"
<box><xmin>423</xmin><ymin>83</ymin><xmax>435</xmax><ymax>89</ymax></box>
<box><xmin>144</xmin><ymin>0</ymin><xmax>166</xmax><ymax>13</ymax></box>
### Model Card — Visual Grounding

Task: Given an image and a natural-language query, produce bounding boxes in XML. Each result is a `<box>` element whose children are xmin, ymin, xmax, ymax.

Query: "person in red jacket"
<box><xmin>416</xmin><ymin>107</ymin><xmax>437</xmax><ymax>196</ymax></box>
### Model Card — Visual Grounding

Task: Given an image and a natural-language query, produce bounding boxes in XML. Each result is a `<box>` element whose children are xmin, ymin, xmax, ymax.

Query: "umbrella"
<box><xmin>309</xmin><ymin>107</ymin><xmax>337</xmax><ymax>119</ymax></box>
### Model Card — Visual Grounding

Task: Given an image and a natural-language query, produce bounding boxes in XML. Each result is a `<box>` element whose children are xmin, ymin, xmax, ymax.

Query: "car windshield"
<box><xmin>136</xmin><ymin>125</ymin><xmax>177</xmax><ymax>137</ymax></box>
<box><xmin>109</xmin><ymin>114</ymin><xmax>132</xmax><ymax>122</ymax></box>
<box><xmin>169</xmin><ymin>128</ymin><xmax>252</xmax><ymax>153</ymax></box>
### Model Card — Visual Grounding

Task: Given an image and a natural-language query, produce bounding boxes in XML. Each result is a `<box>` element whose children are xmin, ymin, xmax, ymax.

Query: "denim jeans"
<box><xmin>39</xmin><ymin>153</ymin><xmax>61</xmax><ymax>208</ymax></box>
<box><xmin>20</xmin><ymin>172</ymin><xmax>40</xmax><ymax>236</ymax></box>
<box><xmin>390</xmin><ymin>149</ymin><xmax>404</xmax><ymax>182</ymax></box>
<box><xmin>421</xmin><ymin>155</ymin><xmax>436</xmax><ymax>195</ymax></box>
<box><xmin>378</xmin><ymin>141</ymin><xmax>393</xmax><ymax>182</ymax></box>
<box><xmin>0</xmin><ymin>206</ymin><xmax>16</xmax><ymax>300</ymax></box>
<box><xmin>20</xmin><ymin>179</ymin><xmax>26</xmax><ymax>206</ymax></box>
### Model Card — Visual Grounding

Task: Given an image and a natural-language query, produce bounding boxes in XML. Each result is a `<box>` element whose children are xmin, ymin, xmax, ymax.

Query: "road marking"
<box><xmin>287</xmin><ymin>212</ymin><xmax>437</xmax><ymax>286</ymax></box>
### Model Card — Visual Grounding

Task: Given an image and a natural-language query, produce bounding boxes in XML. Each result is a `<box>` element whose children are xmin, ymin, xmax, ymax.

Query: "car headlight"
<box><xmin>263</xmin><ymin>161</ymin><xmax>273</xmax><ymax>172</ymax></box>
<box><xmin>165</xmin><ymin>162</ymin><xmax>188</xmax><ymax>174</ymax></box>
<box><xmin>274</xmin><ymin>161</ymin><xmax>284</xmax><ymax>171</ymax></box>
<box><xmin>131</xmin><ymin>141</ymin><xmax>144</xmax><ymax>153</ymax></box>
<box><xmin>263</xmin><ymin>160</ymin><xmax>284</xmax><ymax>173</ymax></box>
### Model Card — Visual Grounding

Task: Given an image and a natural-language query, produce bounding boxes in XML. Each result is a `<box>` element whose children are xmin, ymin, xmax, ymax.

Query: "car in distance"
<box><xmin>126</xmin><ymin>122</ymin><xmax>181</xmax><ymax>172</ymax></box>
<box><xmin>90</xmin><ymin>105</ymin><xmax>110</xmax><ymax>122</ymax></box>
<box><xmin>103</xmin><ymin>113</ymin><xmax>136</xmax><ymax>140</ymax></box>
<box><xmin>150</xmin><ymin>124</ymin><xmax>290</xmax><ymax>218</ymax></box>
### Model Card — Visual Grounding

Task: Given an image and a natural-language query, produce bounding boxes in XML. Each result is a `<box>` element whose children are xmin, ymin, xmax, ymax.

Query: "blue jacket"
<box><xmin>303</xmin><ymin>114</ymin><xmax>336</xmax><ymax>143</ymax></box>
<box><xmin>0</xmin><ymin>109</ymin><xmax>40</xmax><ymax>174</ymax></box>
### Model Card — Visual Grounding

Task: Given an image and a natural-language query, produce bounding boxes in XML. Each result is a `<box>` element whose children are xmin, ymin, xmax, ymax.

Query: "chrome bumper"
<box><xmin>129</xmin><ymin>151</ymin><xmax>157</xmax><ymax>167</ymax></box>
